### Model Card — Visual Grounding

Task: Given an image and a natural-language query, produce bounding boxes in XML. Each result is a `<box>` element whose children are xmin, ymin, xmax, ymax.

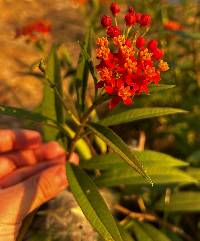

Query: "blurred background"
<box><xmin>0</xmin><ymin>0</ymin><xmax>200</xmax><ymax>240</ymax></box>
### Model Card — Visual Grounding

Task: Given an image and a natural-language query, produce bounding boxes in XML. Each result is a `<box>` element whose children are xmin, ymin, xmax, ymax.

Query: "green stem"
<box><xmin>46</xmin><ymin>77</ymin><xmax>80</xmax><ymax>125</ymax></box>
<box><xmin>67</xmin><ymin>95</ymin><xmax>109</xmax><ymax>160</ymax></box>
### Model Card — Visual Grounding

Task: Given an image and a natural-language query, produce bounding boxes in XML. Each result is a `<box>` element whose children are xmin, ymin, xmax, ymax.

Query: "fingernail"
<box><xmin>0</xmin><ymin>157</ymin><xmax>16</xmax><ymax>178</ymax></box>
<box><xmin>69</xmin><ymin>152</ymin><xmax>79</xmax><ymax>166</ymax></box>
<box><xmin>0</xmin><ymin>130</ymin><xmax>13</xmax><ymax>152</ymax></box>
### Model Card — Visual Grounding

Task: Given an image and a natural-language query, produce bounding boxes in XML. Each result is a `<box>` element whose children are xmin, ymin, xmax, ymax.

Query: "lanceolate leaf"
<box><xmin>0</xmin><ymin>105</ymin><xmax>55</xmax><ymax>126</ymax></box>
<box><xmin>46</xmin><ymin>45</ymin><xmax>64</xmax><ymax>125</ymax></box>
<box><xmin>81</xmin><ymin>150</ymin><xmax>188</xmax><ymax>170</ymax></box>
<box><xmin>87</xmin><ymin>122</ymin><xmax>152</xmax><ymax>184</ymax></box>
<box><xmin>131</xmin><ymin>221</ymin><xmax>153</xmax><ymax>241</ymax></box>
<box><xmin>99</xmin><ymin>107</ymin><xmax>187</xmax><ymax>126</ymax></box>
<box><xmin>186</xmin><ymin>167</ymin><xmax>200</xmax><ymax>181</ymax></box>
<box><xmin>148</xmin><ymin>84</ymin><xmax>175</xmax><ymax>93</ymax></box>
<box><xmin>94</xmin><ymin>167</ymin><xmax>196</xmax><ymax>187</ymax></box>
<box><xmin>156</xmin><ymin>192</ymin><xmax>200</xmax><ymax>212</ymax></box>
<box><xmin>81</xmin><ymin>29</ymin><xmax>92</xmax><ymax>111</ymax></box>
<box><xmin>119</xmin><ymin>227</ymin><xmax>135</xmax><ymax>241</ymax></box>
<box><xmin>81</xmin><ymin>41</ymin><xmax>98</xmax><ymax>94</ymax></box>
<box><xmin>127</xmin><ymin>221</ymin><xmax>172</xmax><ymax>241</ymax></box>
<box><xmin>66</xmin><ymin>164</ymin><xmax>124</xmax><ymax>241</ymax></box>
<box><xmin>141</xmin><ymin>223</ymin><xmax>171</xmax><ymax>241</ymax></box>
<box><xmin>42</xmin><ymin>45</ymin><xmax>64</xmax><ymax>141</ymax></box>
<box><xmin>75</xmin><ymin>29</ymin><xmax>91</xmax><ymax>110</ymax></box>
<box><xmin>166</xmin><ymin>231</ymin><xmax>183</xmax><ymax>241</ymax></box>
<box><xmin>173</xmin><ymin>30</ymin><xmax>200</xmax><ymax>40</ymax></box>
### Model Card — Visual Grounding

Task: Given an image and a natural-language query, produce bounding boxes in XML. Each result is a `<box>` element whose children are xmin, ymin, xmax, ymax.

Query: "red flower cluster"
<box><xmin>16</xmin><ymin>20</ymin><xmax>51</xmax><ymax>40</ymax></box>
<box><xmin>96</xmin><ymin>2</ymin><xmax>169</xmax><ymax>108</ymax></box>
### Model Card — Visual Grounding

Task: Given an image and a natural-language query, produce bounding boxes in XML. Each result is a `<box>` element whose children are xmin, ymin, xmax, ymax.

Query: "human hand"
<box><xmin>0</xmin><ymin>129</ymin><xmax>77</xmax><ymax>241</ymax></box>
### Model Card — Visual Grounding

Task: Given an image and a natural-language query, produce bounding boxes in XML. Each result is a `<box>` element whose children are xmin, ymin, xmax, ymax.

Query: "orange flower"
<box><xmin>71</xmin><ymin>0</ymin><xmax>87</xmax><ymax>5</ymax></box>
<box><xmin>164</xmin><ymin>20</ymin><xmax>183</xmax><ymax>31</ymax></box>
<box><xmin>16</xmin><ymin>20</ymin><xmax>51</xmax><ymax>40</ymax></box>
<box><xmin>158</xmin><ymin>60</ymin><xmax>169</xmax><ymax>72</ymax></box>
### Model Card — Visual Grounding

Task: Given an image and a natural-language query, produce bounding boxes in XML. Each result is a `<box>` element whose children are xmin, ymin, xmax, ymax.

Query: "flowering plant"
<box><xmin>96</xmin><ymin>4</ymin><xmax>169</xmax><ymax>108</ymax></box>
<box><xmin>0</xmin><ymin>2</ymin><xmax>195</xmax><ymax>241</ymax></box>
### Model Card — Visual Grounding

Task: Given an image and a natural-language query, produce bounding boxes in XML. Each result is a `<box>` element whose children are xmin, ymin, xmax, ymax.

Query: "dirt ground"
<box><xmin>0</xmin><ymin>0</ymin><xmax>85</xmax><ymax>127</ymax></box>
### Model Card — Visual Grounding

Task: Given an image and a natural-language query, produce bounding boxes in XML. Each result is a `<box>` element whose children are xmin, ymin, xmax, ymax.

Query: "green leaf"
<box><xmin>42</xmin><ymin>45</ymin><xmax>63</xmax><ymax>141</ymax></box>
<box><xmin>95</xmin><ymin>167</ymin><xmax>196</xmax><ymax>187</ymax></box>
<box><xmin>87</xmin><ymin>122</ymin><xmax>152</xmax><ymax>184</ymax></box>
<box><xmin>81</xmin><ymin>150</ymin><xmax>188</xmax><ymax>170</ymax></box>
<box><xmin>75</xmin><ymin>30</ymin><xmax>91</xmax><ymax>111</ymax></box>
<box><xmin>0</xmin><ymin>105</ymin><xmax>55</xmax><ymax>126</ymax></box>
<box><xmin>66</xmin><ymin>163</ymin><xmax>124</xmax><ymax>241</ymax></box>
<box><xmin>81</xmin><ymin>30</ymin><xmax>92</xmax><ymax>111</ymax></box>
<box><xmin>165</xmin><ymin>231</ymin><xmax>183</xmax><ymax>241</ymax></box>
<box><xmin>131</xmin><ymin>221</ymin><xmax>153</xmax><ymax>241</ymax></box>
<box><xmin>141</xmin><ymin>223</ymin><xmax>171</xmax><ymax>241</ymax></box>
<box><xmin>81</xmin><ymin>40</ymin><xmax>98</xmax><ymax>96</ymax></box>
<box><xmin>119</xmin><ymin>227</ymin><xmax>135</xmax><ymax>241</ymax></box>
<box><xmin>187</xmin><ymin>150</ymin><xmax>200</xmax><ymax>167</ymax></box>
<box><xmin>46</xmin><ymin>45</ymin><xmax>64</xmax><ymax>125</ymax></box>
<box><xmin>60</xmin><ymin>46</ymin><xmax>73</xmax><ymax>68</ymax></box>
<box><xmin>187</xmin><ymin>167</ymin><xmax>200</xmax><ymax>181</ymax></box>
<box><xmin>156</xmin><ymin>192</ymin><xmax>200</xmax><ymax>212</ymax></box>
<box><xmin>100</xmin><ymin>108</ymin><xmax>187</xmax><ymax>126</ymax></box>
<box><xmin>148</xmin><ymin>84</ymin><xmax>175</xmax><ymax>93</ymax></box>
<box><xmin>172</xmin><ymin>30</ymin><xmax>200</xmax><ymax>40</ymax></box>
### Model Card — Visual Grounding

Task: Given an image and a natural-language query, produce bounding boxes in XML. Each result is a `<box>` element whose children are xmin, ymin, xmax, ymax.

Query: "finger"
<box><xmin>29</xmin><ymin>164</ymin><xmax>67</xmax><ymax>215</ymax></box>
<box><xmin>0</xmin><ymin>141</ymin><xmax>66</xmax><ymax>170</ymax></box>
<box><xmin>34</xmin><ymin>141</ymin><xmax>66</xmax><ymax>161</ymax></box>
<box><xmin>0</xmin><ymin>164</ymin><xmax>67</xmax><ymax>223</ymax></box>
<box><xmin>0</xmin><ymin>157</ymin><xmax>17</xmax><ymax>179</ymax></box>
<box><xmin>69</xmin><ymin>152</ymin><xmax>79</xmax><ymax>166</ymax></box>
<box><xmin>0</xmin><ymin>129</ymin><xmax>42</xmax><ymax>153</ymax></box>
<box><xmin>0</xmin><ymin>156</ymin><xmax>65</xmax><ymax>188</ymax></box>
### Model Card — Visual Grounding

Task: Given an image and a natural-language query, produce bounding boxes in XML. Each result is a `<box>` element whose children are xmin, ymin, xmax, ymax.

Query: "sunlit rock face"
<box><xmin>0</xmin><ymin>0</ymin><xmax>84</xmax><ymax>128</ymax></box>
<box><xmin>46</xmin><ymin>190</ymin><xmax>99</xmax><ymax>241</ymax></box>
<box><xmin>26</xmin><ymin>189</ymin><xmax>117</xmax><ymax>241</ymax></box>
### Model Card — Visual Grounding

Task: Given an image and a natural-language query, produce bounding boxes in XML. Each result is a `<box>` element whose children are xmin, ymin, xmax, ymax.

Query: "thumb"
<box><xmin>0</xmin><ymin>164</ymin><xmax>67</xmax><ymax>225</ymax></box>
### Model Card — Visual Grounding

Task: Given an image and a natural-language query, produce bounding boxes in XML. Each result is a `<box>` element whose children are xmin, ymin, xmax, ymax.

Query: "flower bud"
<box><xmin>38</xmin><ymin>59</ymin><xmax>46</xmax><ymax>73</ymax></box>
<box><xmin>147</xmin><ymin>39</ymin><xmax>158</xmax><ymax>52</ymax></box>
<box><xmin>136</xmin><ymin>36</ymin><xmax>145</xmax><ymax>49</ymax></box>
<box><xmin>153</xmin><ymin>48</ymin><xmax>164</xmax><ymax>60</ymax></box>
<box><xmin>140</xmin><ymin>14</ymin><xmax>151</xmax><ymax>27</ymax></box>
<box><xmin>110</xmin><ymin>2</ymin><xmax>120</xmax><ymax>16</ymax></box>
<box><xmin>136</xmin><ymin>13</ymin><xmax>142</xmax><ymax>23</ymax></box>
<box><xmin>107</xmin><ymin>25</ymin><xmax>121</xmax><ymax>38</ymax></box>
<box><xmin>128</xmin><ymin>7</ymin><xmax>135</xmax><ymax>13</ymax></box>
<box><xmin>101</xmin><ymin>15</ymin><xmax>112</xmax><ymax>28</ymax></box>
<box><xmin>125</xmin><ymin>13</ymin><xmax>136</xmax><ymax>26</ymax></box>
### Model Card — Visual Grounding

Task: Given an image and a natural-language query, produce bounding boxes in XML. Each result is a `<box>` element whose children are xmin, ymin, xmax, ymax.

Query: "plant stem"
<box><xmin>67</xmin><ymin>95</ymin><xmax>109</xmax><ymax>160</ymax></box>
<box><xmin>67</xmin><ymin>104</ymin><xmax>96</xmax><ymax>160</ymax></box>
<box><xmin>114</xmin><ymin>204</ymin><xmax>194</xmax><ymax>241</ymax></box>
<box><xmin>46</xmin><ymin>77</ymin><xmax>80</xmax><ymax>125</ymax></box>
